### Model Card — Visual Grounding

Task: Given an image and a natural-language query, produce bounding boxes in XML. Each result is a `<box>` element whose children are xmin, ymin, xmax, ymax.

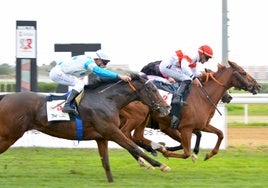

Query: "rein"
<box><xmin>98</xmin><ymin>80</ymin><xmax>123</xmax><ymax>93</ymax></box>
<box><xmin>201</xmin><ymin>72</ymin><xmax>228</xmax><ymax>115</ymax></box>
<box><xmin>98</xmin><ymin>78</ymin><xmax>164</xmax><ymax>111</ymax></box>
<box><xmin>127</xmin><ymin>80</ymin><xmax>136</xmax><ymax>91</ymax></box>
<box><xmin>204</xmin><ymin>72</ymin><xmax>225</xmax><ymax>87</ymax></box>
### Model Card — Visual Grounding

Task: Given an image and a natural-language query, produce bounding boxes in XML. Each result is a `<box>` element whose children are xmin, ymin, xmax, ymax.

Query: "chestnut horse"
<box><xmin>120</xmin><ymin>91</ymin><xmax>232</xmax><ymax>161</ymax></box>
<box><xmin>0</xmin><ymin>73</ymin><xmax>170</xmax><ymax>183</ymax></box>
<box><xmin>120</xmin><ymin>61</ymin><xmax>261</xmax><ymax>161</ymax></box>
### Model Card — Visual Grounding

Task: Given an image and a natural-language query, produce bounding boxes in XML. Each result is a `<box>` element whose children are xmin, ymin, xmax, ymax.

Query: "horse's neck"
<box><xmin>109</xmin><ymin>90</ymin><xmax>137</xmax><ymax>109</ymax></box>
<box><xmin>89</xmin><ymin>85</ymin><xmax>138</xmax><ymax>109</ymax></box>
<box><xmin>200</xmin><ymin>69</ymin><xmax>233</xmax><ymax>104</ymax></box>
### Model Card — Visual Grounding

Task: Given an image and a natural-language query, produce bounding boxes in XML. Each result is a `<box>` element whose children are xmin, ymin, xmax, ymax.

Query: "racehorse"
<box><xmin>119</xmin><ymin>61</ymin><xmax>260</xmax><ymax>161</ymax></box>
<box><xmin>0</xmin><ymin>73</ymin><xmax>170</xmax><ymax>183</ymax></box>
<box><xmin>119</xmin><ymin>91</ymin><xmax>232</xmax><ymax>162</ymax></box>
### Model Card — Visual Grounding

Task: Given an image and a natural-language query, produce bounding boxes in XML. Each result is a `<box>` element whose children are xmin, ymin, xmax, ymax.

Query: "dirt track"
<box><xmin>227</xmin><ymin>126</ymin><xmax>268</xmax><ymax>147</ymax></box>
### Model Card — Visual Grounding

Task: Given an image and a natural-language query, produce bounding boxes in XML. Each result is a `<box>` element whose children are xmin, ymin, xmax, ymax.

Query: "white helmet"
<box><xmin>95</xmin><ymin>49</ymin><xmax>110</xmax><ymax>62</ymax></box>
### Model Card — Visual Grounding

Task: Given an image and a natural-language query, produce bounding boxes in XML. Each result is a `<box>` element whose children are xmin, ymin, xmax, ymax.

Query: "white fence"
<box><xmin>229</xmin><ymin>93</ymin><xmax>268</xmax><ymax>124</ymax></box>
<box><xmin>8</xmin><ymin>93</ymin><xmax>268</xmax><ymax>150</ymax></box>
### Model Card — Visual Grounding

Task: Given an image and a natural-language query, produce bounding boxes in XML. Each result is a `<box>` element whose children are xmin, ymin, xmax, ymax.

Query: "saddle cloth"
<box><xmin>46</xmin><ymin>91</ymin><xmax>84</xmax><ymax>121</ymax></box>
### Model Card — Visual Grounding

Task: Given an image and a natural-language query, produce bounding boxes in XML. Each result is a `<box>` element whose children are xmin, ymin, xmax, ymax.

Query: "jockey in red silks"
<box><xmin>159</xmin><ymin>45</ymin><xmax>214</xmax><ymax>128</ymax></box>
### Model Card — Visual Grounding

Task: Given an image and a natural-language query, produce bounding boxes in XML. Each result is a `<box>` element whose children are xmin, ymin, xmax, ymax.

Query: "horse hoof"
<box><xmin>204</xmin><ymin>154</ymin><xmax>209</xmax><ymax>161</ymax></box>
<box><xmin>151</xmin><ymin>150</ymin><xmax>158</xmax><ymax>157</ymax></box>
<box><xmin>191</xmin><ymin>154</ymin><xmax>198</xmax><ymax>163</ymax></box>
<box><xmin>160</xmin><ymin>164</ymin><xmax>171</xmax><ymax>172</ymax></box>
<box><xmin>138</xmin><ymin>157</ymin><xmax>155</xmax><ymax>170</ymax></box>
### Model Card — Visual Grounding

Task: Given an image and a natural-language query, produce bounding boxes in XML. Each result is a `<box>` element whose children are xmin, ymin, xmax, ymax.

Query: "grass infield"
<box><xmin>0</xmin><ymin>146</ymin><xmax>267</xmax><ymax>188</ymax></box>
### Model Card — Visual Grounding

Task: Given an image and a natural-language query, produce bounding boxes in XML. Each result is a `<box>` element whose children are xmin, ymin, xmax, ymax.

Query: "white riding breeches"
<box><xmin>159</xmin><ymin>65</ymin><xmax>191</xmax><ymax>82</ymax></box>
<box><xmin>49</xmin><ymin>65</ymin><xmax>85</xmax><ymax>92</ymax></box>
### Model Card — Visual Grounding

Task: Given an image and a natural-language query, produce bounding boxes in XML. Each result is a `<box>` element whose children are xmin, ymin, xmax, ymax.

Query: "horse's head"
<box><xmin>227</xmin><ymin>61</ymin><xmax>261</xmax><ymax>95</ymax></box>
<box><xmin>131</xmin><ymin>73</ymin><xmax>170</xmax><ymax>117</ymax></box>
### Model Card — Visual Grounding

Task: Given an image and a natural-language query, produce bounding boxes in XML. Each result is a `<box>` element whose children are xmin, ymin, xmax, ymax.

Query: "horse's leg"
<box><xmin>120</xmin><ymin>103</ymin><xmax>159</xmax><ymax>162</ymax></box>
<box><xmin>132</xmin><ymin>116</ymin><xmax>163</xmax><ymax>157</ymax></box>
<box><xmin>95</xmin><ymin>139</ymin><xmax>113</xmax><ymax>183</ymax></box>
<box><xmin>107</xmin><ymin>128</ymin><xmax>170</xmax><ymax>171</ymax></box>
<box><xmin>164</xmin><ymin>131</ymin><xmax>202</xmax><ymax>162</ymax></box>
<box><xmin>120</xmin><ymin>101</ymin><xmax>149</xmax><ymax>141</ymax></box>
<box><xmin>159</xmin><ymin>127</ymin><xmax>192</xmax><ymax>159</ymax></box>
<box><xmin>202</xmin><ymin>124</ymin><xmax>224</xmax><ymax>161</ymax></box>
<box><xmin>191</xmin><ymin>131</ymin><xmax>202</xmax><ymax>162</ymax></box>
<box><xmin>0</xmin><ymin>136</ymin><xmax>19</xmax><ymax>154</ymax></box>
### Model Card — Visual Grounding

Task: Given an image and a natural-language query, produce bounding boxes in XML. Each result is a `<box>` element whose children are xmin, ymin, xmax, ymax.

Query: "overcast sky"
<box><xmin>0</xmin><ymin>0</ymin><xmax>267</xmax><ymax>71</ymax></box>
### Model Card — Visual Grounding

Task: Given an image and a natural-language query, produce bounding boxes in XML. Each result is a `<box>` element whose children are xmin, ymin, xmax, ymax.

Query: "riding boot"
<box><xmin>171</xmin><ymin>80</ymin><xmax>191</xmax><ymax>106</ymax></box>
<box><xmin>182</xmin><ymin>82</ymin><xmax>191</xmax><ymax>105</ymax></box>
<box><xmin>62</xmin><ymin>89</ymin><xmax>80</xmax><ymax>116</ymax></box>
<box><xmin>170</xmin><ymin>115</ymin><xmax>180</xmax><ymax>129</ymax></box>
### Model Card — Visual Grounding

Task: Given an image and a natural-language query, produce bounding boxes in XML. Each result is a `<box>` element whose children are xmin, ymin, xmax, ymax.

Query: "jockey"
<box><xmin>159</xmin><ymin>45</ymin><xmax>213</xmax><ymax>105</ymax></box>
<box><xmin>49</xmin><ymin>49</ymin><xmax>131</xmax><ymax>116</ymax></box>
<box><xmin>159</xmin><ymin>45</ymin><xmax>213</xmax><ymax>128</ymax></box>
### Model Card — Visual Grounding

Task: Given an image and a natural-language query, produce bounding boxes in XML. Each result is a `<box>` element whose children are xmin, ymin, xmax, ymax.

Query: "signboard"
<box><xmin>16</xmin><ymin>25</ymin><xmax>36</xmax><ymax>58</ymax></box>
<box><xmin>15</xmin><ymin>21</ymin><xmax>37</xmax><ymax>92</ymax></box>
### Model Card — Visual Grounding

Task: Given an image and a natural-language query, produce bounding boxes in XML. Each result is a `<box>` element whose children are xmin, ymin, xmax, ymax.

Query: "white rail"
<box><xmin>1</xmin><ymin>92</ymin><xmax>265</xmax><ymax>149</ymax></box>
<box><xmin>230</xmin><ymin>94</ymin><xmax>268</xmax><ymax>104</ymax></box>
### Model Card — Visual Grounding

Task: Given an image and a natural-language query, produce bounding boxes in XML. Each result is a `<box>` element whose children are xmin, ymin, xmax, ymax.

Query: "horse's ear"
<box><xmin>205</xmin><ymin>68</ymin><xmax>213</xmax><ymax>73</ymax></box>
<box><xmin>218</xmin><ymin>63</ymin><xmax>224</xmax><ymax>69</ymax></box>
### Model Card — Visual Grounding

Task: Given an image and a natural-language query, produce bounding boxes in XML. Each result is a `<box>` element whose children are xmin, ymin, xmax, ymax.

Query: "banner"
<box><xmin>16</xmin><ymin>25</ymin><xmax>36</xmax><ymax>58</ymax></box>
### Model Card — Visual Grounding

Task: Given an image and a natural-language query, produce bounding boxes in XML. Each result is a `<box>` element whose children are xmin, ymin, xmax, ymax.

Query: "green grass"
<box><xmin>226</xmin><ymin>104</ymin><xmax>268</xmax><ymax>126</ymax></box>
<box><xmin>227</xmin><ymin>104</ymin><xmax>268</xmax><ymax>116</ymax></box>
<box><xmin>0</xmin><ymin>147</ymin><xmax>267</xmax><ymax>188</ymax></box>
<box><xmin>228</xmin><ymin>122</ymin><xmax>268</xmax><ymax>126</ymax></box>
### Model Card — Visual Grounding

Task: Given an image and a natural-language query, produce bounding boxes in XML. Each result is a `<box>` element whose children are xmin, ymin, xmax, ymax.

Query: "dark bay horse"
<box><xmin>119</xmin><ymin>61</ymin><xmax>261</xmax><ymax>161</ymax></box>
<box><xmin>0</xmin><ymin>73</ymin><xmax>170</xmax><ymax>183</ymax></box>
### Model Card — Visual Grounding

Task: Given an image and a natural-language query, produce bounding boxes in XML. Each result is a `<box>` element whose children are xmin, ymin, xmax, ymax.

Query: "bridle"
<box><xmin>204</xmin><ymin>68</ymin><xmax>252</xmax><ymax>91</ymax></box>
<box><xmin>204</xmin><ymin>72</ymin><xmax>226</xmax><ymax>87</ymax></box>
<box><xmin>127</xmin><ymin>80</ymin><xmax>164</xmax><ymax>111</ymax></box>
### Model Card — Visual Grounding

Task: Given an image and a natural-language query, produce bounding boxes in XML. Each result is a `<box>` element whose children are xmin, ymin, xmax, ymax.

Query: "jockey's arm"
<box><xmin>180</xmin><ymin>60</ymin><xmax>193</xmax><ymax>78</ymax></box>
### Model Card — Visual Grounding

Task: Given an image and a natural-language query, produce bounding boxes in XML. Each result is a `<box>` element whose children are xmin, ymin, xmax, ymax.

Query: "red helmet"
<box><xmin>198</xmin><ymin>45</ymin><xmax>213</xmax><ymax>58</ymax></box>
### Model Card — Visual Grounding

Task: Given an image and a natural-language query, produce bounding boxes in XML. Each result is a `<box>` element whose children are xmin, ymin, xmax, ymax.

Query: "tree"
<box><xmin>0</xmin><ymin>63</ymin><xmax>14</xmax><ymax>75</ymax></box>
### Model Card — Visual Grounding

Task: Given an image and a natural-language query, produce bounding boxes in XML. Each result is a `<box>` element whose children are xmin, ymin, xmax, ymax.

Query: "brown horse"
<box><xmin>119</xmin><ymin>91</ymin><xmax>232</xmax><ymax>162</ymax></box>
<box><xmin>0</xmin><ymin>73</ymin><xmax>170</xmax><ymax>183</ymax></box>
<box><xmin>120</xmin><ymin>61</ymin><xmax>261</xmax><ymax>161</ymax></box>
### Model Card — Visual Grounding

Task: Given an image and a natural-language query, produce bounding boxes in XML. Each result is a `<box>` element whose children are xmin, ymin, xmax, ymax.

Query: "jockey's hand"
<box><xmin>193</xmin><ymin>77</ymin><xmax>203</xmax><ymax>87</ymax></box>
<box><xmin>167</xmin><ymin>77</ymin><xmax>176</xmax><ymax>83</ymax></box>
<box><xmin>119</xmin><ymin>75</ymin><xmax>132</xmax><ymax>82</ymax></box>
